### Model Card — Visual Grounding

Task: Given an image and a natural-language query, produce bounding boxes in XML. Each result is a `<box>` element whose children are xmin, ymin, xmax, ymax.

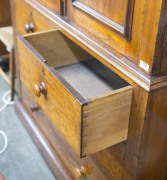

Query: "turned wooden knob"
<box><xmin>25</xmin><ymin>23</ymin><xmax>34</xmax><ymax>33</ymax></box>
<box><xmin>33</xmin><ymin>82</ymin><xmax>47</xmax><ymax>97</ymax></box>
<box><xmin>75</xmin><ymin>166</ymin><xmax>86</xmax><ymax>178</ymax></box>
<box><xmin>30</xmin><ymin>104</ymin><xmax>39</xmax><ymax>112</ymax></box>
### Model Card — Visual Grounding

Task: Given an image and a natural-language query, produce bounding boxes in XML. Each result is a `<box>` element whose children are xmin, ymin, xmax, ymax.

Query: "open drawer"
<box><xmin>17</xmin><ymin>30</ymin><xmax>133</xmax><ymax>158</ymax></box>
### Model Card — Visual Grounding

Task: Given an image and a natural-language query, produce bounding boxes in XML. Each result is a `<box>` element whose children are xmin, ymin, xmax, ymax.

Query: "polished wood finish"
<box><xmin>11</xmin><ymin>0</ymin><xmax>167</xmax><ymax>179</ymax></box>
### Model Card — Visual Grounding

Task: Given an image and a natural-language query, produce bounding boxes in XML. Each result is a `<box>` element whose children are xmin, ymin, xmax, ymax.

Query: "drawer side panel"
<box><xmin>82</xmin><ymin>86</ymin><xmax>132</xmax><ymax>156</ymax></box>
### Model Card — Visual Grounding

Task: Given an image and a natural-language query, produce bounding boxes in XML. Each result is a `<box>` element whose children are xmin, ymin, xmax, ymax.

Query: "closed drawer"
<box><xmin>21</xmin><ymin>83</ymin><xmax>126</xmax><ymax>180</ymax></box>
<box><xmin>17</xmin><ymin>30</ymin><xmax>132</xmax><ymax>157</ymax></box>
<box><xmin>35</xmin><ymin>0</ymin><xmax>60</xmax><ymax>14</ymax></box>
<box><xmin>15</xmin><ymin>0</ymin><xmax>53</xmax><ymax>35</ymax></box>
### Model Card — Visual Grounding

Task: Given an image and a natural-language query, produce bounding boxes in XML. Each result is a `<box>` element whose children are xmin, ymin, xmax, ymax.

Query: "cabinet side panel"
<box><xmin>136</xmin><ymin>86</ymin><xmax>167</xmax><ymax>179</ymax></box>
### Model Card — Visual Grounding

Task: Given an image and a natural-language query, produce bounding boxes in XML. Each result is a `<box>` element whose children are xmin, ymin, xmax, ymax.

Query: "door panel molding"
<box><xmin>72</xmin><ymin>0</ymin><xmax>135</xmax><ymax>37</ymax></box>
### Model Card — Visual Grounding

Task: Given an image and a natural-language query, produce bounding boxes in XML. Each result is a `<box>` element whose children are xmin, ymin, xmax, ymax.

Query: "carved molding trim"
<box><xmin>72</xmin><ymin>0</ymin><xmax>125</xmax><ymax>34</ymax></box>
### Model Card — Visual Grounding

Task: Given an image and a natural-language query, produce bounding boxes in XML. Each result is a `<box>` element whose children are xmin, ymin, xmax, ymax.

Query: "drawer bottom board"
<box><xmin>56</xmin><ymin>59</ymin><xmax>128</xmax><ymax>100</ymax></box>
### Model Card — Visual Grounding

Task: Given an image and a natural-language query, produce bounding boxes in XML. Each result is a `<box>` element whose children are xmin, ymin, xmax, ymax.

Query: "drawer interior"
<box><xmin>24</xmin><ymin>30</ymin><xmax>129</xmax><ymax>101</ymax></box>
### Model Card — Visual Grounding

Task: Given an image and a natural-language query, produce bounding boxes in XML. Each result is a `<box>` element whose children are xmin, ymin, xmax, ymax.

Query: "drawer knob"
<box><xmin>33</xmin><ymin>82</ymin><xmax>47</xmax><ymax>97</ymax></box>
<box><xmin>30</xmin><ymin>104</ymin><xmax>39</xmax><ymax>112</ymax></box>
<box><xmin>25</xmin><ymin>23</ymin><xmax>34</xmax><ymax>33</ymax></box>
<box><xmin>75</xmin><ymin>166</ymin><xmax>86</xmax><ymax>178</ymax></box>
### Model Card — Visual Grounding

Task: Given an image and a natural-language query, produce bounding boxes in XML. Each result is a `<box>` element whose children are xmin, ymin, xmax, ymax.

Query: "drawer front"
<box><xmin>15</xmin><ymin>0</ymin><xmax>53</xmax><ymax>35</ymax></box>
<box><xmin>21</xmin><ymin>83</ymin><xmax>125</xmax><ymax>180</ymax></box>
<box><xmin>17</xmin><ymin>35</ymin><xmax>84</xmax><ymax>156</ymax></box>
<box><xmin>35</xmin><ymin>0</ymin><xmax>60</xmax><ymax>13</ymax></box>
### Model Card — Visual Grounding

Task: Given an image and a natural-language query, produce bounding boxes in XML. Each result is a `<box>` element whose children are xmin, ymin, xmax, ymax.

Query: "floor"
<box><xmin>0</xmin><ymin>73</ymin><xmax>55</xmax><ymax>180</ymax></box>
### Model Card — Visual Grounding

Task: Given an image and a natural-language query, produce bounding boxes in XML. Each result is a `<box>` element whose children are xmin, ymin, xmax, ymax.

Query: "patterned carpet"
<box><xmin>0</xmin><ymin>73</ymin><xmax>55</xmax><ymax>180</ymax></box>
